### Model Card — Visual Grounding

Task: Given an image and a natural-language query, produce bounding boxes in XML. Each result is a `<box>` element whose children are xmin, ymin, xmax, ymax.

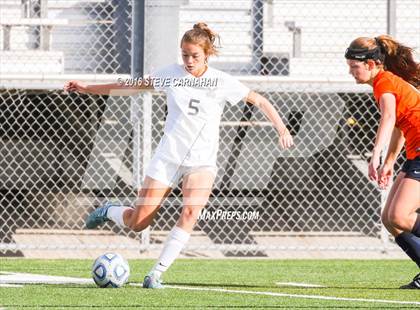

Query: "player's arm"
<box><xmin>246</xmin><ymin>91</ymin><xmax>294</xmax><ymax>149</ymax></box>
<box><xmin>372</xmin><ymin>93</ymin><xmax>397</xmax><ymax>159</ymax></box>
<box><xmin>369</xmin><ymin>93</ymin><xmax>396</xmax><ymax>180</ymax></box>
<box><xmin>64</xmin><ymin>77</ymin><xmax>154</xmax><ymax>96</ymax></box>
<box><xmin>377</xmin><ymin>127</ymin><xmax>405</xmax><ymax>189</ymax></box>
<box><xmin>383</xmin><ymin>127</ymin><xmax>405</xmax><ymax>166</ymax></box>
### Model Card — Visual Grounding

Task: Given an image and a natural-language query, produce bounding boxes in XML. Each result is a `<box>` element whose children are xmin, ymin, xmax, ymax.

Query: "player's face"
<box><xmin>181</xmin><ymin>42</ymin><xmax>207</xmax><ymax>76</ymax></box>
<box><xmin>347</xmin><ymin>59</ymin><xmax>371</xmax><ymax>84</ymax></box>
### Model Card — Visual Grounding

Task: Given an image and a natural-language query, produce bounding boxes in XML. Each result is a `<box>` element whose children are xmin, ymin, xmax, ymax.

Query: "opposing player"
<box><xmin>64</xmin><ymin>23</ymin><xmax>294</xmax><ymax>288</ymax></box>
<box><xmin>345</xmin><ymin>35</ymin><xmax>420</xmax><ymax>289</ymax></box>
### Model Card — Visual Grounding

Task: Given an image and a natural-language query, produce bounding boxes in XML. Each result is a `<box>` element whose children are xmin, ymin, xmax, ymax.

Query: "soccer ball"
<box><xmin>92</xmin><ymin>253</ymin><xmax>130</xmax><ymax>288</ymax></box>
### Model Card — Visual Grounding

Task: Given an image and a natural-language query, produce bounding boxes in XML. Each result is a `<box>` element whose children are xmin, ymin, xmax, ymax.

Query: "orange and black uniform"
<box><xmin>373</xmin><ymin>70</ymin><xmax>420</xmax><ymax>180</ymax></box>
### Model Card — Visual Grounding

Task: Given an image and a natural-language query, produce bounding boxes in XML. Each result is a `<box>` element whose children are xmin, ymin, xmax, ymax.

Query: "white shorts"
<box><xmin>145</xmin><ymin>155</ymin><xmax>217</xmax><ymax>188</ymax></box>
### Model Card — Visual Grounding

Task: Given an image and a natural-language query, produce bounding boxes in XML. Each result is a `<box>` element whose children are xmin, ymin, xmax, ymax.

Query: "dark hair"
<box><xmin>181</xmin><ymin>22</ymin><xmax>220</xmax><ymax>56</ymax></box>
<box><xmin>347</xmin><ymin>35</ymin><xmax>420</xmax><ymax>89</ymax></box>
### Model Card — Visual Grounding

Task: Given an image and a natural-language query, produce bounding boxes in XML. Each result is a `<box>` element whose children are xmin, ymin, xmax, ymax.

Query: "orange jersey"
<box><xmin>373</xmin><ymin>70</ymin><xmax>420</xmax><ymax>160</ymax></box>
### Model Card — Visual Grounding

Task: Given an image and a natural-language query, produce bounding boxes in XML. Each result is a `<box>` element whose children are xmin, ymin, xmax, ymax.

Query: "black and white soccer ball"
<box><xmin>92</xmin><ymin>253</ymin><xmax>130</xmax><ymax>288</ymax></box>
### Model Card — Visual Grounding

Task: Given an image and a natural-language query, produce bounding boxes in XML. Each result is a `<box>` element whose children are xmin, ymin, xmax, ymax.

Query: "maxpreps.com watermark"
<box><xmin>197</xmin><ymin>209</ymin><xmax>260</xmax><ymax>221</ymax></box>
<box><xmin>117</xmin><ymin>77</ymin><xmax>218</xmax><ymax>88</ymax></box>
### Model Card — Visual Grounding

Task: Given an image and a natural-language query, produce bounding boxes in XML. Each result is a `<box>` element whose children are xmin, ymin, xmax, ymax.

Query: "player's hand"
<box><xmin>368</xmin><ymin>155</ymin><xmax>380</xmax><ymax>181</ymax></box>
<box><xmin>64</xmin><ymin>80</ymin><xmax>88</xmax><ymax>94</ymax></box>
<box><xmin>278</xmin><ymin>128</ymin><xmax>294</xmax><ymax>150</ymax></box>
<box><xmin>378</xmin><ymin>163</ymin><xmax>393</xmax><ymax>190</ymax></box>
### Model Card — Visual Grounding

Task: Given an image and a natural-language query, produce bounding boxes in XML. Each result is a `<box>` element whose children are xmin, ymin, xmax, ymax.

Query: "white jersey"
<box><xmin>151</xmin><ymin>63</ymin><xmax>249</xmax><ymax>166</ymax></box>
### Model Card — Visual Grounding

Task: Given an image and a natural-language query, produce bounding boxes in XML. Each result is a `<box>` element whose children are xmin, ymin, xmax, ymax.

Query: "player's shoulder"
<box><xmin>207</xmin><ymin>66</ymin><xmax>240</xmax><ymax>83</ymax></box>
<box><xmin>376</xmin><ymin>70</ymin><xmax>393</xmax><ymax>82</ymax></box>
<box><xmin>374</xmin><ymin>71</ymin><xmax>395</xmax><ymax>91</ymax></box>
<box><xmin>378</xmin><ymin>71</ymin><xmax>418</xmax><ymax>94</ymax></box>
<box><xmin>381</xmin><ymin>71</ymin><xmax>408</xmax><ymax>88</ymax></box>
<box><xmin>207</xmin><ymin>66</ymin><xmax>230</xmax><ymax>77</ymax></box>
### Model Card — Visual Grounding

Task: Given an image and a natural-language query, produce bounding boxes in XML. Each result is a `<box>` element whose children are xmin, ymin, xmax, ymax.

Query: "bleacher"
<box><xmin>0</xmin><ymin>0</ymin><xmax>118</xmax><ymax>76</ymax></box>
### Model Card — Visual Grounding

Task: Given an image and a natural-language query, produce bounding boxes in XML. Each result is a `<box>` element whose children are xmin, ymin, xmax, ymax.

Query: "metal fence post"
<box><xmin>3</xmin><ymin>25</ymin><xmax>11</xmax><ymax>50</ymax></box>
<box><xmin>387</xmin><ymin>0</ymin><xmax>397</xmax><ymax>36</ymax></box>
<box><xmin>380</xmin><ymin>0</ymin><xmax>397</xmax><ymax>253</ymax></box>
<box><xmin>131</xmin><ymin>0</ymin><xmax>151</xmax><ymax>251</ymax></box>
<box><xmin>40</xmin><ymin>0</ymin><xmax>49</xmax><ymax>50</ymax></box>
<box><xmin>251</xmin><ymin>0</ymin><xmax>264</xmax><ymax>74</ymax></box>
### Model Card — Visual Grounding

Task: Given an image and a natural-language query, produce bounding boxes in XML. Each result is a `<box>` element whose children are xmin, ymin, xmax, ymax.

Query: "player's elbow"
<box><xmin>246</xmin><ymin>91</ymin><xmax>263</xmax><ymax>108</ymax></box>
<box><xmin>255</xmin><ymin>95</ymin><xmax>270</xmax><ymax>110</ymax></box>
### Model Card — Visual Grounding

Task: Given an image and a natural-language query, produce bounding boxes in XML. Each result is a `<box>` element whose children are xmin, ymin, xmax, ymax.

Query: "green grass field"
<box><xmin>1</xmin><ymin>259</ymin><xmax>419</xmax><ymax>309</ymax></box>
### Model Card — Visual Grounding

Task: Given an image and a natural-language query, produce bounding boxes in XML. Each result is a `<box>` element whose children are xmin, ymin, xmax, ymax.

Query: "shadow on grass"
<box><xmin>7</xmin><ymin>282</ymin><xmax>411</xmax><ymax>291</ymax></box>
<box><xmin>166</xmin><ymin>282</ymin><xmax>408</xmax><ymax>291</ymax></box>
<box><xmin>1</xmin><ymin>305</ymin><xmax>410</xmax><ymax>309</ymax></box>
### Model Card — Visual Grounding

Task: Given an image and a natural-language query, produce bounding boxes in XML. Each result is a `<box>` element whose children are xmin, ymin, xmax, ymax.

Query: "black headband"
<box><xmin>344</xmin><ymin>46</ymin><xmax>382</xmax><ymax>61</ymax></box>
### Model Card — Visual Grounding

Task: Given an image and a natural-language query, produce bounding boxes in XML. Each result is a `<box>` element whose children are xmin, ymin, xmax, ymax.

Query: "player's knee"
<box><xmin>181</xmin><ymin>207</ymin><xmax>200</xmax><ymax>224</ymax></box>
<box><xmin>128</xmin><ymin>219</ymin><xmax>151</xmax><ymax>232</ymax></box>
<box><xmin>388</xmin><ymin>211</ymin><xmax>409</xmax><ymax>231</ymax></box>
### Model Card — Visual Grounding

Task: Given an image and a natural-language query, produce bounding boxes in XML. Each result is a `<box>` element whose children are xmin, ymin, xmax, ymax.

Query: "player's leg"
<box><xmin>126</xmin><ymin>177</ymin><xmax>172</xmax><ymax>231</ymax></box>
<box><xmin>391</xmin><ymin>177</ymin><xmax>420</xmax><ymax>289</ymax></box>
<box><xmin>381</xmin><ymin>172</ymin><xmax>405</xmax><ymax>236</ymax></box>
<box><xmin>143</xmin><ymin>167</ymin><xmax>216</xmax><ymax>289</ymax></box>
<box><xmin>389</xmin><ymin>157</ymin><xmax>420</xmax><ymax>236</ymax></box>
<box><xmin>388</xmin><ymin>178</ymin><xmax>420</xmax><ymax>234</ymax></box>
<box><xmin>86</xmin><ymin>176</ymin><xmax>171</xmax><ymax>231</ymax></box>
<box><xmin>86</xmin><ymin>154</ymin><xmax>176</xmax><ymax>230</ymax></box>
<box><xmin>385</xmin><ymin>161</ymin><xmax>420</xmax><ymax>289</ymax></box>
<box><xmin>381</xmin><ymin>172</ymin><xmax>420</xmax><ymax>266</ymax></box>
<box><xmin>382</xmin><ymin>170</ymin><xmax>420</xmax><ymax>266</ymax></box>
<box><xmin>177</xmin><ymin>167</ymin><xmax>216</xmax><ymax>231</ymax></box>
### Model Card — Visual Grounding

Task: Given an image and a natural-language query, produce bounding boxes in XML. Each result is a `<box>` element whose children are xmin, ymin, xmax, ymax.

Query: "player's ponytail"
<box><xmin>345</xmin><ymin>36</ymin><xmax>420</xmax><ymax>89</ymax></box>
<box><xmin>181</xmin><ymin>22</ymin><xmax>220</xmax><ymax>57</ymax></box>
<box><xmin>375</xmin><ymin>35</ymin><xmax>420</xmax><ymax>89</ymax></box>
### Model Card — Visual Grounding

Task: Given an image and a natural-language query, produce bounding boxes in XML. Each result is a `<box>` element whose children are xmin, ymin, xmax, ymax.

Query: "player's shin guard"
<box><xmin>151</xmin><ymin>226</ymin><xmax>191</xmax><ymax>277</ymax></box>
<box><xmin>395</xmin><ymin>232</ymin><xmax>420</xmax><ymax>268</ymax></box>
<box><xmin>411</xmin><ymin>215</ymin><xmax>420</xmax><ymax>238</ymax></box>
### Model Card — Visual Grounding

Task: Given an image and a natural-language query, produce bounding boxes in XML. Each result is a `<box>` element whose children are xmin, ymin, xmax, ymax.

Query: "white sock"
<box><xmin>106</xmin><ymin>206</ymin><xmax>133</xmax><ymax>228</ymax></box>
<box><xmin>151</xmin><ymin>226</ymin><xmax>190</xmax><ymax>277</ymax></box>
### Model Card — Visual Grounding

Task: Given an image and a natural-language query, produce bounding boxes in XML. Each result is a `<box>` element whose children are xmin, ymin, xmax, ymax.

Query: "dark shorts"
<box><xmin>401</xmin><ymin>157</ymin><xmax>420</xmax><ymax>181</ymax></box>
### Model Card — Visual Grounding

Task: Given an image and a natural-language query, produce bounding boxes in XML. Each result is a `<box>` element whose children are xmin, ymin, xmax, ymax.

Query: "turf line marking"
<box><xmin>276</xmin><ymin>282</ymin><xmax>324</xmax><ymax>288</ymax></box>
<box><xmin>162</xmin><ymin>285</ymin><xmax>420</xmax><ymax>306</ymax></box>
<box><xmin>0</xmin><ymin>284</ymin><xmax>23</xmax><ymax>288</ymax></box>
<box><xmin>0</xmin><ymin>272</ymin><xmax>92</xmax><ymax>285</ymax></box>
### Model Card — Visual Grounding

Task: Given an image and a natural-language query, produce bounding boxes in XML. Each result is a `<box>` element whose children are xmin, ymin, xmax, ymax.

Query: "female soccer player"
<box><xmin>64</xmin><ymin>23</ymin><xmax>294</xmax><ymax>288</ymax></box>
<box><xmin>345</xmin><ymin>35</ymin><xmax>420</xmax><ymax>289</ymax></box>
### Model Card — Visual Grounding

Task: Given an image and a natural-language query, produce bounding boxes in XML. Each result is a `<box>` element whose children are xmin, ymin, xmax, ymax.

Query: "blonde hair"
<box><xmin>348</xmin><ymin>35</ymin><xmax>420</xmax><ymax>89</ymax></box>
<box><xmin>181</xmin><ymin>23</ymin><xmax>220</xmax><ymax>56</ymax></box>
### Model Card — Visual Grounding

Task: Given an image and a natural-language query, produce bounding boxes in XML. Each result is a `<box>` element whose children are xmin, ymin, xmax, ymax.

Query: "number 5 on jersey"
<box><xmin>188</xmin><ymin>99</ymin><xmax>200</xmax><ymax>115</ymax></box>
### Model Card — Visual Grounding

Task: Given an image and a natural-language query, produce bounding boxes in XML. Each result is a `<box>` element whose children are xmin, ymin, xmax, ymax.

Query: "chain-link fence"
<box><xmin>0</xmin><ymin>0</ymin><xmax>419</xmax><ymax>257</ymax></box>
